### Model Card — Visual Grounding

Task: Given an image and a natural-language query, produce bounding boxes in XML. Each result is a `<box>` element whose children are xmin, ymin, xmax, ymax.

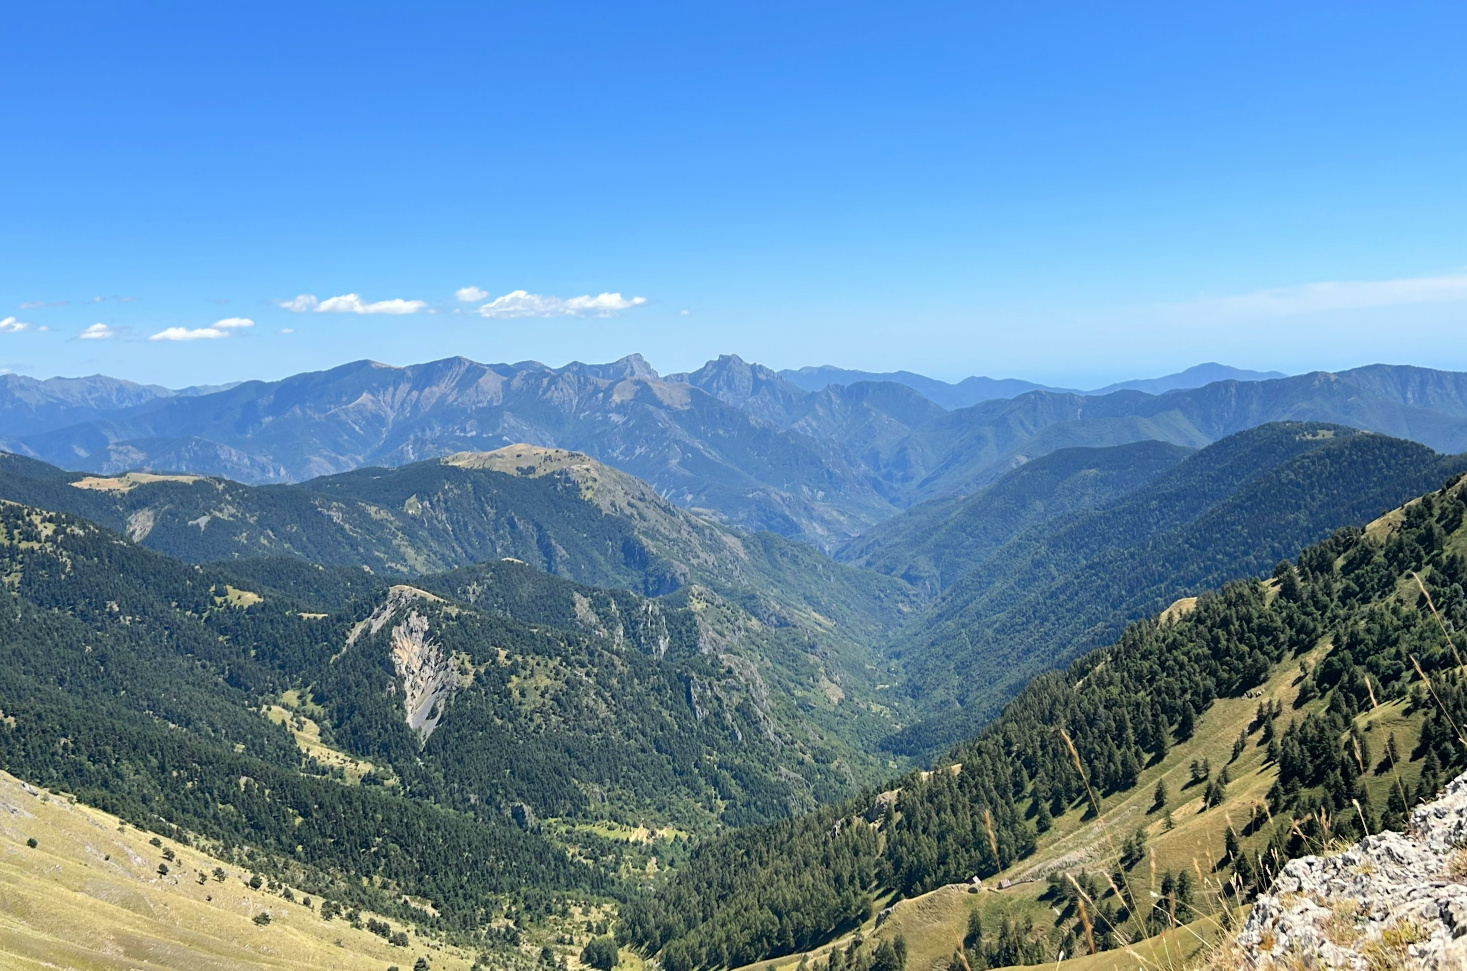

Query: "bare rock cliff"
<box><xmin>1238</xmin><ymin>771</ymin><xmax>1467</xmax><ymax>969</ymax></box>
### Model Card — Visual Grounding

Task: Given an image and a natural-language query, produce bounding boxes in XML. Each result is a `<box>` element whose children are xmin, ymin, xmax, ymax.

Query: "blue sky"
<box><xmin>3</xmin><ymin>1</ymin><xmax>1465</xmax><ymax>389</ymax></box>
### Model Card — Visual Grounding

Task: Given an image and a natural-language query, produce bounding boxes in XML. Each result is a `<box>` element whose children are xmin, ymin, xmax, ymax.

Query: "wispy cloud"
<box><xmin>455</xmin><ymin>285</ymin><xmax>489</xmax><ymax>302</ymax></box>
<box><xmin>476</xmin><ymin>290</ymin><xmax>647</xmax><ymax>319</ymax></box>
<box><xmin>17</xmin><ymin>299</ymin><xmax>67</xmax><ymax>310</ymax></box>
<box><xmin>0</xmin><ymin>317</ymin><xmax>30</xmax><ymax>333</ymax></box>
<box><xmin>78</xmin><ymin>323</ymin><xmax>116</xmax><ymax>340</ymax></box>
<box><xmin>148</xmin><ymin>317</ymin><xmax>254</xmax><ymax>342</ymax></box>
<box><xmin>275</xmin><ymin>294</ymin><xmax>319</xmax><ymax>312</ymax></box>
<box><xmin>1170</xmin><ymin>271</ymin><xmax>1467</xmax><ymax>318</ymax></box>
<box><xmin>276</xmin><ymin>293</ymin><xmax>428</xmax><ymax>315</ymax></box>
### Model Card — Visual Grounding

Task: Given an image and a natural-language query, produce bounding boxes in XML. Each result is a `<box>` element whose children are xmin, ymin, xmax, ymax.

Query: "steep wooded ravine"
<box><xmin>621</xmin><ymin>470</ymin><xmax>1467</xmax><ymax>970</ymax></box>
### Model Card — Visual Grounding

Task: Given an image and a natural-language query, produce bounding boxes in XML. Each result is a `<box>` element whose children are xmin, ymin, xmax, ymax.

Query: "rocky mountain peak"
<box><xmin>667</xmin><ymin>353</ymin><xmax>810</xmax><ymax>425</ymax></box>
<box><xmin>558</xmin><ymin>353</ymin><xmax>659</xmax><ymax>382</ymax></box>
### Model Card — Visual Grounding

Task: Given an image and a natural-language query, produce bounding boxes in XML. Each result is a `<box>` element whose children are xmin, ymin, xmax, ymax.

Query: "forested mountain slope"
<box><xmin>838</xmin><ymin>440</ymin><xmax>1195</xmax><ymax>594</ymax></box>
<box><xmin>879</xmin><ymin>424</ymin><xmax>1467</xmax><ymax>755</ymax></box>
<box><xmin>622</xmin><ymin>469</ymin><xmax>1467</xmax><ymax>971</ymax></box>
<box><xmin>0</xmin><ymin>501</ymin><xmax>604</xmax><ymax>945</ymax></box>
<box><xmin>0</xmin><ymin>482</ymin><xmax>907</xmax><ymax>864</ymax></box>
<box><xmin>880</xmin><ymin>425</ymin><xmax>1467</xmax><ymax>750</ymax></box>
<box><xmin>320</xmin><ymin>574</ymin><xmax>885</xmax><ymax>830</ymax></box>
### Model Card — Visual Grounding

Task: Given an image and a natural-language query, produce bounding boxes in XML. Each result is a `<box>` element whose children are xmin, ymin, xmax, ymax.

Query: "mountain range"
<box><xmin>8</xmin><ymin>357</ymin><xmax>1457</xmax><ymax>551</ymax></box>
<box><xmin>1</xmin><ymin>357</ymin><xmax>1463</xmax><ymax>546</ymax></box>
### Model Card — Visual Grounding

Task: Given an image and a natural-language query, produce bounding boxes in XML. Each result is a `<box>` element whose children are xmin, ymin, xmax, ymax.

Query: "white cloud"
<box><xmin>78</xmin><ymin>323</ymin><xmax>115</xmax><ymax>340</ymax></box>
<box><xmin>476</xmin><ymin>290</ymin><xmax>648</xmax><ymax>319</ymax></box>
<box><xmin>0</xmin><ymin>317</ymin><xmax>30</xmax><ymax>333</ymax></box>
<box><xmin>279</xmin><ymin>327</ymin><xmax>295</xmax><ymax>334</ymax></box>
<box><xmin>317</xmin><ymin>293</ymin><xmax>428</xmax><ymax>314</ymax></box>
<box><xmin>679</xmin><ymin>308</ymin><xmax>690</xmax><ymax>316</ymax></box>
<box><xmin>150</xmin><ymin>327</ymin><xmax>229</xmax><ymax>341</ymax></box>
<box><xmin>17</xmin><ymin>299</ymin><xmax>67</xmax><ymax>310</ymax></box>
<box><xmin>278</xmin><ymin>293</ymin><xmax>427</xmax><ymax>315</ymax></box>
<box><xmin>456</xmin><ymin>285</ymin><xmax>489</xmax><ymax>302</ymax></box>
<box><xmin>276</xmin><ymin>294</ymin><xmax>319</xmax><ymax>312</ymax></box>
<box><xmin>148</xmin><ymin>317</ymin><xmax>254</xmax><ymax>342</ymax></box>
<box><xmin>1170</xmin><ymin>271</ymin><xmax>1467</xmax><ymax>319</ymax></box>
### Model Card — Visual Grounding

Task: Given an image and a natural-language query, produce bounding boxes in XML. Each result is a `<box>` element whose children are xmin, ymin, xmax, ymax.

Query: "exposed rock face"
<box><xmin>346</xmin><ymin>585</ymin><xmax>459</xmax><ymax>740</ymax></box>
<box><xmin>1238</xmin><ymin>771</ymin><xmax>1467</xmax><ymax>969</ymax></box>
<box><xmin>388</xmin><ymin>608</ymin><xmax>455</xmax><ymax>739</ymax></box>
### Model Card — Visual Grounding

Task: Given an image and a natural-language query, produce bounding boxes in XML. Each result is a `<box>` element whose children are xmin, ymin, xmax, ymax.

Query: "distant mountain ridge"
<box><xmin>776</xmin><ymin>360</ymin><xmax>1286</xmax><ymax>405</ymax></box>
<box><xmin>7</xmin><ymin>355</ymin><xmax>1467</xmax><ymax>550</ymax></box>
<box><xmin>1088</xmin><ymin>361</ymin><xmax>1287</xmax><ymax>395</ymax></box>
<box><xmin>0</xmin><ymin>371</ymin><xmax>236</xmax><ymax>437</ymax></box>
<box><xmin>778</xmin><ymin>365</ymin><xmax>1069</xmax><ymax>409</ymax></box>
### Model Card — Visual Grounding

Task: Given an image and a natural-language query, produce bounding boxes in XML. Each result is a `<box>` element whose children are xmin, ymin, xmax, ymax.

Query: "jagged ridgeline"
<box><xmin>621</xmin><ymin>473</ymin><xmax>1467</xmax><ymax>970</ymax></box>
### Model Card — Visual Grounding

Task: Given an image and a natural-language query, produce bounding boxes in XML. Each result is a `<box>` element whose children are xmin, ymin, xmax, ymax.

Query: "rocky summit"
<box><xmin>1238</xmin><ymin>771</ymin><xmax>1467</xmax><ymax>970</ymax></box>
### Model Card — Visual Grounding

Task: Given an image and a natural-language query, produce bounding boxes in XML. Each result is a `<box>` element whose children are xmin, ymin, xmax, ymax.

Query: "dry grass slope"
<box><xmin>0</xmin><ymin>769</ymin><xmax>472</xmax><ymax>971</ymax></box>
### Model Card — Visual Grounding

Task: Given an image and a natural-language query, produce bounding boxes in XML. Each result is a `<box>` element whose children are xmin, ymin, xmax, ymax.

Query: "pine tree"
<box><xmin>1034</xmin><ymin>795</ymin><xmax>1052</xmax><ymax>833</ymax></box>
<box><xmin>1178</xmin><ymin>701</ymin><xmax>1197</xmax><ymax>740</ymax></box>
<box><xmin>1151</xmin><ymin>779</ymin><xmax>1167</xmax><ymax>812</ymax></box>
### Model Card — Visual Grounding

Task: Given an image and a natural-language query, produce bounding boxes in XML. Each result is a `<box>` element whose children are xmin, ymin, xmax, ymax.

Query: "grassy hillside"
<box><xmin>621</xmin><ymin>468</ymin><xmax>1467</xmax><ymax>970</ymax></box>
<box><xmin>0</xmin><ymin>769</ymin><xmax>492</xmax><ymax>971</ymax></box>
<box><xmin>793</xmin><ymin>642</ymin><xmax>1426</xmax><ymax>971</ymax></box>
<box><xmin>880</xmin><ymin>423</ymin><xmax>1467</xmax><ymax>756</ymax></box>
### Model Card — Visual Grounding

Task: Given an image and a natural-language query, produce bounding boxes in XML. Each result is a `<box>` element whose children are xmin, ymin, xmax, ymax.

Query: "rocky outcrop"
<box><xmin>1237</xmin><ymin>771</ymin><xmax>1467</xmax><ymax>969</ymax></box>
<box><xmin>346</xmin><ymin>586</ymin><xmax>460</xmax><ymax>740</ymax></box>
<box><xmin>387</xmin><ymin>608</ymin><xmax>456</xmax><ymax>739</ymax></box>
